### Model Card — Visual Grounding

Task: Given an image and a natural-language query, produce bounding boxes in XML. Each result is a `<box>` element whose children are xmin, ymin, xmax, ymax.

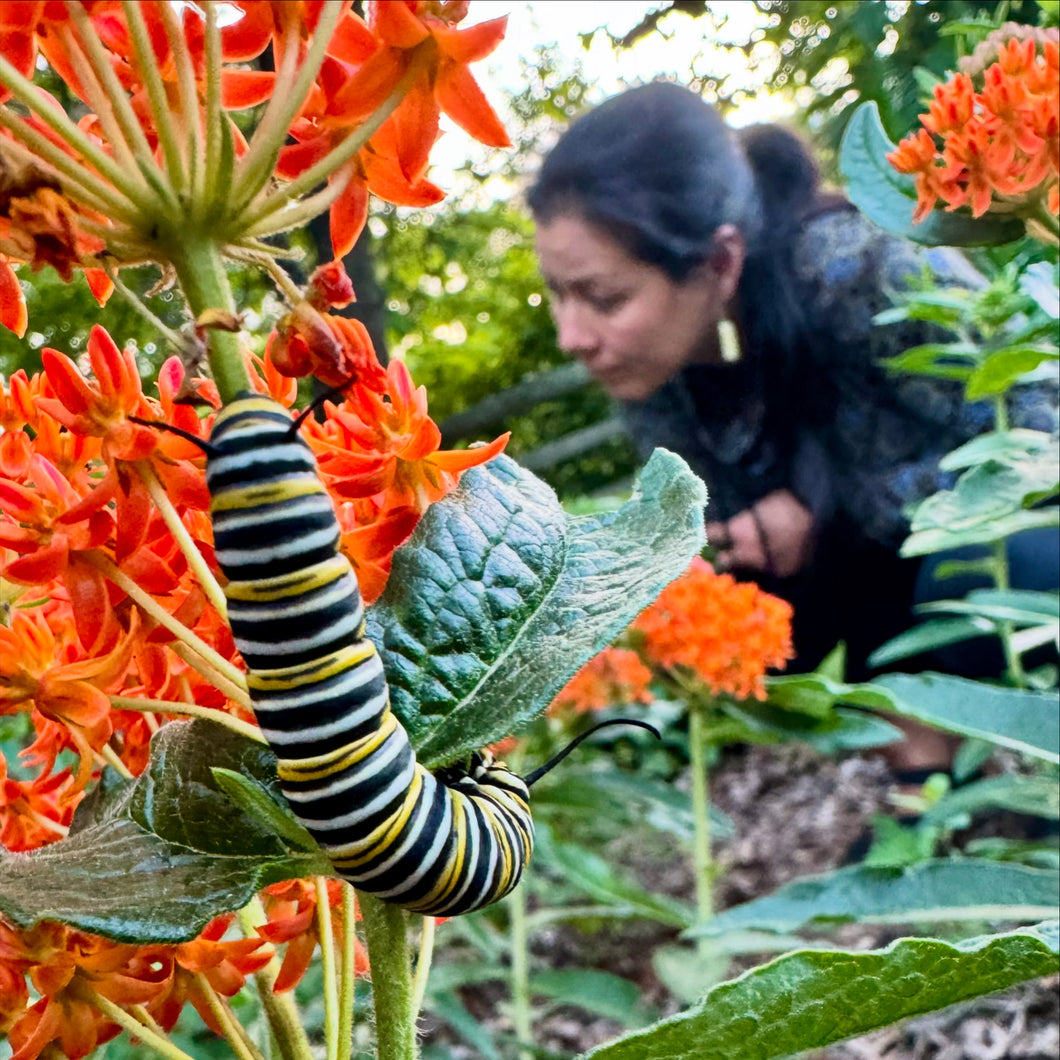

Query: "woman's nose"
<box><xmin>554</xmin><ymin>304</ymin><xmax>598</xmax><ymax>356</ymax></box>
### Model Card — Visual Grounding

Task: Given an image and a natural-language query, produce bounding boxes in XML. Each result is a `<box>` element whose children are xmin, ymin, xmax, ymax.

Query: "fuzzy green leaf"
<box><xmin>692</xmin><ymin>860</ymin><xmax>1060</xmax><ymax>936</ymax></box>
<box><xmin>366</xmin><ymin>451</ymin><xmax>707</xmax><ymax>768</ymax></box>
<box><xmin>579</xmin><ymin>923</ymin><xmax>1060</xmax><ymax>1060</ymax></box>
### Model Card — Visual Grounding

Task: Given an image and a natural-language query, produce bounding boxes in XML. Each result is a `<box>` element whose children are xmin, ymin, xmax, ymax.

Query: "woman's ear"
<box><xmin>701</xmin><ymin>223</ymin><xmax>746</xmax><ymax>305</ymax></box>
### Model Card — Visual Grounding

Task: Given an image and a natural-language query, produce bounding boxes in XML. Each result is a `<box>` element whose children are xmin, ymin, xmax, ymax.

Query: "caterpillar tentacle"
<box><xmin>205</xmin><ymin>394</ymin><xmax>533</xmax><ymax>915</ymax></box>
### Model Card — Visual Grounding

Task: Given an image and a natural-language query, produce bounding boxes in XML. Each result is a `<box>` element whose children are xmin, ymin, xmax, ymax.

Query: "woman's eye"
<box><xmin>589</xmin><ymin>292</ymin><xmax>627</xmax><ymax>313</ymax></box>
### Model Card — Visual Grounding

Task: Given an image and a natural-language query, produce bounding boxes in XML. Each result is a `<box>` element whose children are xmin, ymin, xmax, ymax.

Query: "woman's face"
<box><xmin>534</xmin><ymin>214</ymin><xmax>731</xmax><ymax>402</ymax></box>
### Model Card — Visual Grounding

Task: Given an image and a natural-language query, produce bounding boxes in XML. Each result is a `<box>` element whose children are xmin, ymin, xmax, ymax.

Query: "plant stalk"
<box><xmin>358</xmin><ymin>891</ymin><xmax>417</xmax><ymax>1060</ymax></box>
<box><xmin>315</xmin><ymin>877</ymin><xmax>341</xmax><ymax>1059</ymax></box>
<box><xmin>89</xmin><ymin>995</ymin><xmax>199</xmax><ymax>1060</ymax></box>
<box><xmin>509</xmin><ymin>883</ymin><xmax>534</xmax><ymax>1060</ymax></box>
<box><xmin>165</xmin><ymin>238</ymin><xmax>249</xmax><ymax>402</ymax></box>
<box><xmin>238</xmin><ymin>899</ymin><xmax>317</xmax><ymax>1060</ymax></box>
<box><xmin>688</xmin><ymin>697</ymin><xmax>714</xmax><ymax>951</ymax></box>
<box><xmin>338</xmin><ymin>883</ymin><xmax>360</xmax><ymax>1060</ymax></box>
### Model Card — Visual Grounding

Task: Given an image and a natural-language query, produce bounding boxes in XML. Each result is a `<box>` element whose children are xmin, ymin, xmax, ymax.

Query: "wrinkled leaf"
<box><xmin>0</xmin><ymin>721</ymin><xmax>326</xmax><ymax>941</ymax></box>
<box><xmin>366</xmin><ymin>451</ymin><xmax>706</xmax><ymax>767</ymax></box>
<box><xmin>691</xmin><ymin>860</ymin><xmax>1060</xmax><ymax>936</ymax></box>
<box><xmin>839</xmin><ymin>102</ymin><xmax>1024</xmax><ymax>247</ymax></box>
<box><xmin>579</xmin><ymin>922</ymin><xmax>1060</xmax><ymax>1060</ymax></box>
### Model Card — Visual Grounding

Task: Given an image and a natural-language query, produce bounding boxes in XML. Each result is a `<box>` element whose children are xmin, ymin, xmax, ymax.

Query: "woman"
<box><xmin>528</xmin><ymin>82</ymin><xmax>1056</xmax><ymax>683</ymax></box>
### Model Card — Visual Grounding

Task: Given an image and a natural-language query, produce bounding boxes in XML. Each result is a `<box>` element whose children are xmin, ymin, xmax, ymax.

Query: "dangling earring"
<box><xmin>718</xmin><ymin>318</ymin><xmax>741</xmax><ymax>364</ymax></box>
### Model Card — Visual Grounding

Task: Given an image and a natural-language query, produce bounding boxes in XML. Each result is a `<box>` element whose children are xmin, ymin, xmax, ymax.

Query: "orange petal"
<box><xmin>222</xmin><ymin>1</ymin><xmax>275</xmax><ymax>60</ymax></box>
<box><xmin>0</xmin><ymin>259</ymin><xmax>27</xmax><ymax>337</ymax></box>
<box><xmin>387</xmin><ymin>79</ymin><xmax>439</xmax><ymax>180</ymax></box>
<box><xmin>41</xmin><ymin>348</ymin><xmax>97</xmax><ymax>417</ymax></box>
<box><xmin>221</xmin><ymin>69</ymin><xmax>276</xmax><ymax>109</ymax></box>
<box><xmin>369</xmin><ymin>1</ymin><xmax>430</xmax><ymax>48</ymax></box>
<box><xmin>429</xmin><ymin>431</ymin><xmax>509</xmax><ymax>473</ymax></box>
<box><xmin>360</xmin><ymin>146</ymin><xmax>444</xmax><ymax>207</ymax></box>
<box><xmin>328</xmin><ymin>9</ymin><xmax>378</xmax><ymax>62</ymax></box>
<box><xmin>434</xmin><ymin>61</ymin><xmax>509</xmax><ymax>148</ymax></box>
<box><xmin>4</xmin><ymin>537</ymin><xmax>68</xmax><ymax>584</ymax></box>
<box><xmin>433</xmin><ymin>16</ymin><xmax>508</xmax><ymax>64</ymax></box>
<box><xmin>83</xmin><ymin>267</ymin><xmax>113</xmax><ymax>306</ymax></box>
<box><xmin>330</xmin><ymin>171</ymin><xmax>370</xmax><ymax>259</ymax></box>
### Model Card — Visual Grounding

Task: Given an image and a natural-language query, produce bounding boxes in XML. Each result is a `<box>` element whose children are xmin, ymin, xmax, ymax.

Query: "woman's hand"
<box><xmin>706</xmin><ymin>490</ymin><xmax>815</xmax><ymax>578</ymax></box>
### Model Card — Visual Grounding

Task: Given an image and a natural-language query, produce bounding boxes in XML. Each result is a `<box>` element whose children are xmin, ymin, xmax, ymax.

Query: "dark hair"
<box><xmin>528</xmin><ymin>82</ymin><xmax>844</xmax><ymax>423</ymax></box>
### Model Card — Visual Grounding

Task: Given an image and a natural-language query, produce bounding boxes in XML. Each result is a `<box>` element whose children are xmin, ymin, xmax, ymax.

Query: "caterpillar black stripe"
<box><xmin>139</xmin><ymin>392</ymin><xmax>656</xmax><ymax>915</ymax></box>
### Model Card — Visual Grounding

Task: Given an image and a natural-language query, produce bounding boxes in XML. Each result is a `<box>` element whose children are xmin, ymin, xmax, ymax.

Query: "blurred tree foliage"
<box><xmin>609</xmin><ymin>1</ymin><xmax>1048</xmax><ymax>146</ymax></box>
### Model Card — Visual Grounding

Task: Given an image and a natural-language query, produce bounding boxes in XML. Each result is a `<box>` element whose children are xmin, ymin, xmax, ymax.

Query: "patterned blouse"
<box><xmin>622</xmin><ymin>207</ymin><xmax>1057</xmax><ymax>555</ymax></box>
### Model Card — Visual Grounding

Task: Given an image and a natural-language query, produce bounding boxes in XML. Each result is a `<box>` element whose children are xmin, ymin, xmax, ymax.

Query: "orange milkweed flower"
<box><xmin>551</xmin><ymin>648</ymin><xmax>654</xmax><ymax>716</ymax></box>
<box><xmin>0</xmin><ymin>757</ymin><xmax>76</xmax><ymax>853</ymax></box>
<box><xmin>888</xmin><ymin>26</ymin><xmax>1059</xmax><ymax>230</ymax></box>
<box><xmin>307</xmin><ymin>358</ymin><xmax>508</xmax><ymax>515</ymax></box>
<box><xmin>257</xmin><ymin>878</ymin><xmax>367</xmax><ymax>993</ymax></box>
<box><xmin>632</xmin><ymin>558</ymin><xmax>793</xmax><ymax>701</ymax></box>
<box><xmin>0</xmin><ymin>609</ymin><xmax>136</xmax><ymax>789</ymax></box>
<box><xmin>144</xmin><ymin>914</ymin><xmax>273</xmax><ymax>1034</ymax></box>
<box><xmin>4</xmin><ymin>921</ymin><xmax>169</xmax><ymax>1060</ymax></box>
<box><xmin>278</xmin><ymin>1</ymin><xmax>509</xmax><ymax>257</ymax></box>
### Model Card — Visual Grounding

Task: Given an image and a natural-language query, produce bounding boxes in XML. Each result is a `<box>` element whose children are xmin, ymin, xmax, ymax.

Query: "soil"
<box><xmin>435</xmin><ymin>743</ymin><xmax>1059</xmax><ymax>1059</ymax></box>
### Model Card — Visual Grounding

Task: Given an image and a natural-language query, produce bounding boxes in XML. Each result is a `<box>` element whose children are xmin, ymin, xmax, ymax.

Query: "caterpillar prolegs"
<box><xmin>144</xmin><ymin>393</ymin><xmax>655</xmax><ymax>916</ymax></box>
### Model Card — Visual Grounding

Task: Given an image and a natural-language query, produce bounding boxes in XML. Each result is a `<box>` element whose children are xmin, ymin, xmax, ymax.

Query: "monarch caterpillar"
<box><xmin>140</xmin><ymin>392</ymin><xmax>656</xmax><ymax>915</ymax></box>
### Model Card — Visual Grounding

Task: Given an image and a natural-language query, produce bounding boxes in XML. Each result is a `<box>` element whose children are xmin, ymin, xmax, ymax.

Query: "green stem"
<box><xmin>67</xmin><ymin>0</ymin><xmax>167</xmax><ymax>198</ymax></box>
<box><xmin>89</xmin><ymin>995</ymin><xmax>200</xmax><ymax>1060</ymax></box>
<box><xmin>135</xmin><ymin>460</ymin><xmax>229</xmax><ymax>619</ymax></box>
<box><xmin>358</xmin><ymin>892</ymin><xmax>416</xmax><ymax>1060</ymax></box>
<box><xmin>688</xmin><ymin>697</ymin><xmax>714</xmax><ymax>949</ymax></box>
<box><xmin>0</xmin><ymin>108</ymin><xmax>140</xmax><ymax>221</ymax></box>
<box><xmin>0</xmin><ymin>51</ymin><xmax>148</xmax><ymax>206</ymax></box>
<box><xmin>991</xmin><ymin>538</ymin><xmax>1027</xmax><ymax>687</ymax></box>
<box><xmin>86</xmin><ymin>551</ymin><xmax>245</xmax><ymax>687</ymax></box>
<box><xmin>105</xmin><ymin>271</ymin><xmax>187</xmax><ymax>351</ymax></box>
<box><xmin>109</xmin><ymin>694</ymin><xmax>264</xmax><ymax>742</ymax></box>
<box><xmin>235</xmin><ymin>72</ymin><xmax>411</xmax><ymax>237</ymax></box>
<box><xmin>238</xmin><ymin>900</ymin><xmax>317</xmax><ymax>1060</ymax></box>
<box><xmin>509</xmin><ymin>883</ymin><xmax>533</xmax><ymax>1060</ymax></box>
<box><xmin>168</xmin><ymin>640</ymin><xmax>252</xmax><ymax>710</ymax></box>
<box><xmin>166</xmin><ymin>238</ymin><xmax>249</xmax><ymax>402</ymax></box>
<box><xmin>230</xmin><ymin>2</ymin><xmax>344</xmax><ymax>216</ymax></box>
<box><xmin>122</xmin><ymin>0</ymin><xmax>187</xmax><ymax>194</ymax></box>
<box><xmin>196</xmin><ymin>974</ymin><xmax>268</xmax><ymax>1060</ymax></box>
<box><xmin>410</xmin><ymin>916</ymin><xmax>436</xmax><ymax>1018</ymax></box>
<box><xmin>338</xmin><ymin>883</ymin><xmax>360</xmax><ymax>1060</ymax></box>
<box><xmin>315</xmin><ymin>877</ymin><xmax>340</xmax><ymax>1059</ymax></box>
<box><xmin>158</xmin><ymin>0</ymin><xmax>205</xmax><ymax>211</ymax></box>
